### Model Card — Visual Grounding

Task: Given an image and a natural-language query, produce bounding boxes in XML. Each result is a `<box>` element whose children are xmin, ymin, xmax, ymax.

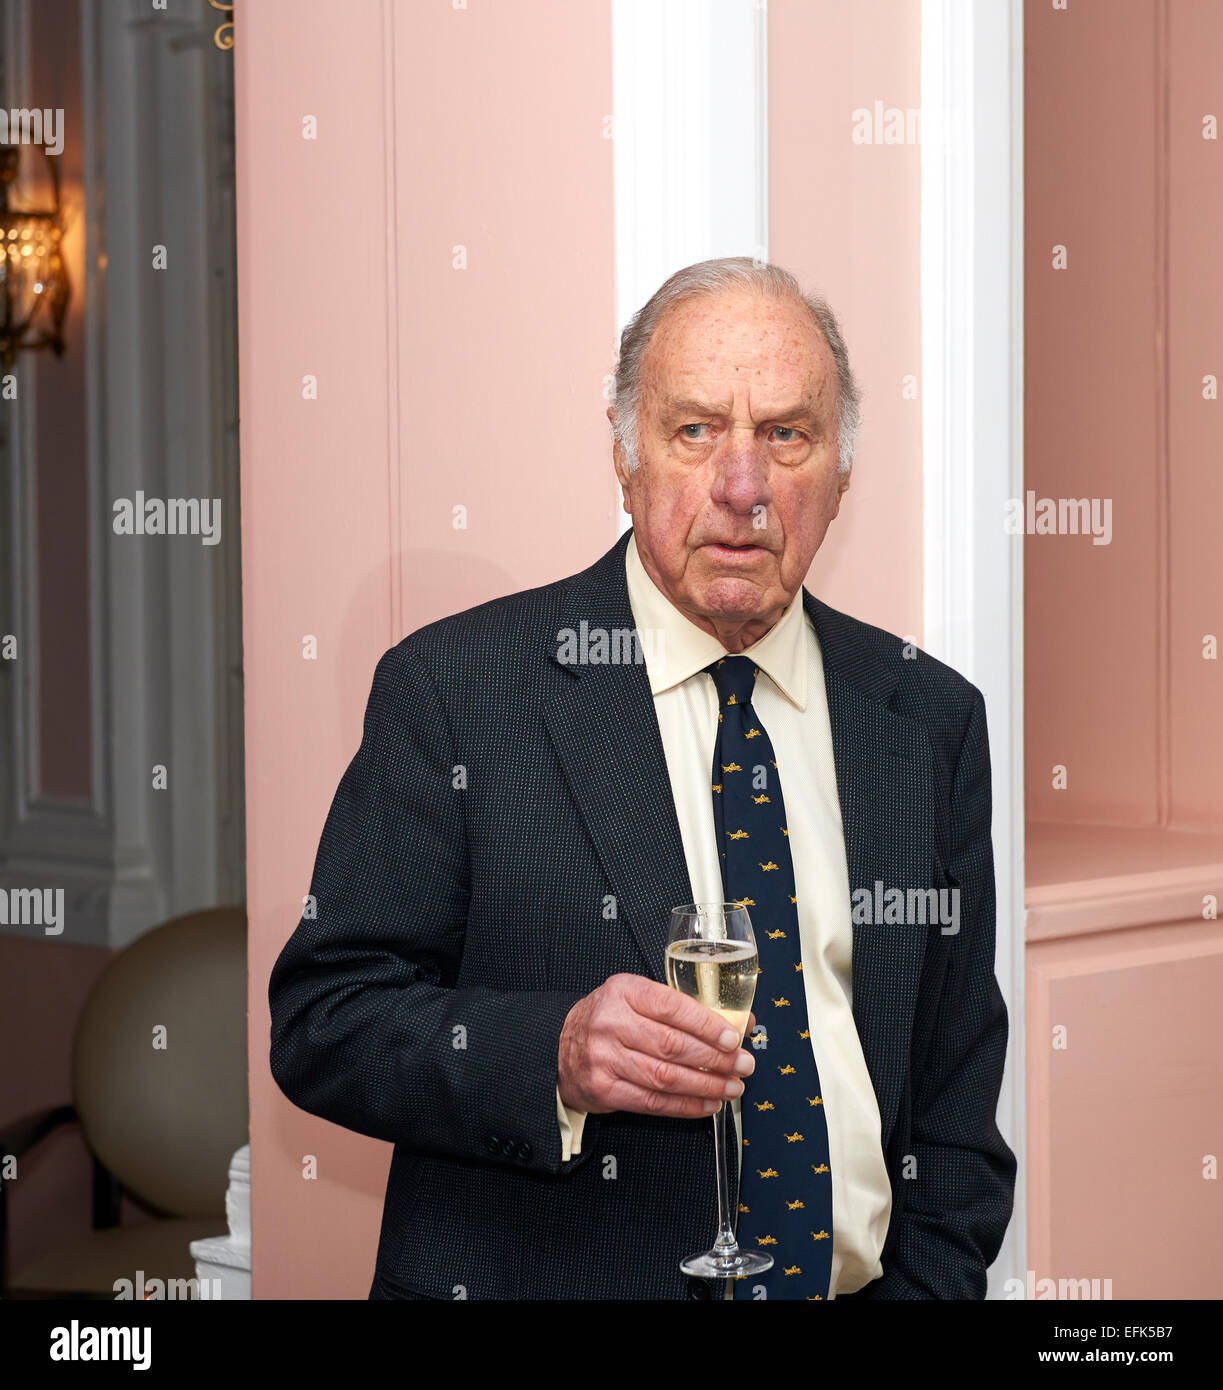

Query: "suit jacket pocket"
<box><xmin>377</xmin><ymin>1153</ymin><xmax>525</xmax><ymax>1299</ymax></box>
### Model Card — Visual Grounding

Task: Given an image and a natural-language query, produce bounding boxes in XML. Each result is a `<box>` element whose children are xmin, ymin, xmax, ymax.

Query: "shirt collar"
<box><xmin>624</xmin><ymin>531</ymin><xmax>808</xmax><ymax>709</ymax></box>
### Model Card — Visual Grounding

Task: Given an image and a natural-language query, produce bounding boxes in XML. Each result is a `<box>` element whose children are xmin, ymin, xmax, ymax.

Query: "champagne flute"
<box><xmin>665</xmin><ymin>902</ymin><xmax>772</xmax><ymax>1279</ymax></box>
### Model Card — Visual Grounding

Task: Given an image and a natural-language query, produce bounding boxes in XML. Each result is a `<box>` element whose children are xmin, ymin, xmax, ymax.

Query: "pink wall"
<box><xmin>1024</xmin><ymin>0</ymin><xmax>1223</xmax><ymax>1297</ymax></box>
<box><xmin>0</xmin><ymin>938</ymin><xmax>111</xmax><ymax>1281</ymax></box>
<box><xmin>1166</xmin><ymin>1</ymin><xmax>1223</xmax><ymax>828</ymax></box>
<box><xmin>238</xmin><ymin>0</ymin><xmax>617</xmax><ymax>1299</ymax></box>
<box><xmin>1025</xmin><ymin>0</ymin><xmax>1223</xmax><ymax>832</ymax></box>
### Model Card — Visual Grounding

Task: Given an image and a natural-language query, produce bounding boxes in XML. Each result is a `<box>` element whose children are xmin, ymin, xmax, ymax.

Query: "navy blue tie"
<box><xmin>707</xmin><ymin>656</ymin><xmax>833</xmax><ymax>1301</ymax></box>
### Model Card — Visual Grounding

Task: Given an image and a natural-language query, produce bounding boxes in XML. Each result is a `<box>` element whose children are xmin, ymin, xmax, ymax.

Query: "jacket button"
<box><xmin>486</xmin><ymin>1134</ymin><xmax>500</xmax><ymax>1153</ymax></box>
<box><xmin>516</xmin><ymin>1141</ymin><xmax>532</xmax><ymax>1161</ymax></box>
<box><xmin>688</xmin><ymin>1279</ymin><xmax>712</xmax><ymax>1300</ymax></box>
<box><xmin>500</xmin><ymin>1139</ymin><xmax>516</xmax><ymax>1157</ymax></box>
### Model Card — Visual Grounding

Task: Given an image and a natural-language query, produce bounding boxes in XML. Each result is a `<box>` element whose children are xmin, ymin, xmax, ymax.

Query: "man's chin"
<box><xmin>689</xmin><ymin>576</ymin><xmax>772</xmax><ymax>623</ymax></box>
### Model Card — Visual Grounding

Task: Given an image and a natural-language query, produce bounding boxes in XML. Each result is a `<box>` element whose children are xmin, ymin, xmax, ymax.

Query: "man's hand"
<box><xmin>557</xmin><ymin>973</ymin><xmax>757</xmax><ymax>1117</ymax></box>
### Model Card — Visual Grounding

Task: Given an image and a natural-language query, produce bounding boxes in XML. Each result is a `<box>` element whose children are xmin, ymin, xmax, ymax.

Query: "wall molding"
<box><xmin>921</xmin><ymin>0</ymin><xmax>1027</xmax><ymax>1298</ymax></box>
<box><xmin>1152</xmin><ymin>0</ymin><xmax>1172</xmax><ymax>826</ymax></box>
<box><xmin>0</xmin><ymin>0</ymin><xmax>146</xmax><ymax>946</ymax></box>
<box><xmin>381</xmin><ymin>0</ymin><xmax>404</xmax><ymax>646</ymax></box>
<box><xmin>1026</xmin><ymin>918</ymin><xmax>1223</xmax><ymax>1290</ymax></box>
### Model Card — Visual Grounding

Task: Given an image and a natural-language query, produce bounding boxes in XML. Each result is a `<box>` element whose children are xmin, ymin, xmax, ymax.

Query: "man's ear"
<box><xmin>609</xmin><ymin>409</ymin><xmax>631</xmax><ymax>491</ymax></box>
<box><xmin>615</xmin><ymin>452</ymin><xmax>634</xmax><ymax>516</ymax></box>
<box><xmin>831</xmin><ymin>468</ymin><xmax>851</xmax><ymax>517</ymax></box>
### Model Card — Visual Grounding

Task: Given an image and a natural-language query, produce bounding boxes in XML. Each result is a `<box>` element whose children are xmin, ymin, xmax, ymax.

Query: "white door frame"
<box><xmin>921</xmin><ymin>0</ymin><xmax>1027</xmax><ymax>1298</ymax></box>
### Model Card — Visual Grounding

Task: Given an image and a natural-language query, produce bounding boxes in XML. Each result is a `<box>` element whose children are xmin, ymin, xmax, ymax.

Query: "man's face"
<box><xmin>612</xmin><ymin>287</ymin><xmax>851</xmax><ymax>650</ymax></box>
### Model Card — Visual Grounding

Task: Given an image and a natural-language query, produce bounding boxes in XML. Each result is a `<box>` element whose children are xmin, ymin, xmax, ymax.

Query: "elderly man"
<box><xmin>268</xmin><ymin>256</ymin><xmax>1016</xmax><ymax>1301</ymax></box>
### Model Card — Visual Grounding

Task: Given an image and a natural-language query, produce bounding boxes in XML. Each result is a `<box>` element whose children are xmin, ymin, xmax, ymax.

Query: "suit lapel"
<box><xmin>542</xmin><ymin>536</ymin><xmax>693</xmax><ymax>984</ymax></box>
<box><xmin>805</xmin><ymin>592</ymin><xmax>933</xmax><ymax>1149</ymax></box>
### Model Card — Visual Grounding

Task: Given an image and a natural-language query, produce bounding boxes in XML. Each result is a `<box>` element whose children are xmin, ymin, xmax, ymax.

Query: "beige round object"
<box><xmin>71</xmin><ymin>906</ymin><xmax>248</xmax><ymax>1217</ymax></box>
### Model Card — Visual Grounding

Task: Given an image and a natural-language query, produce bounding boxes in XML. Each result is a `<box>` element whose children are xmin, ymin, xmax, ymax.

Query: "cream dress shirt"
<box><xmin>555</xmin><ymin>534</ymin><xmax>891</xmax><ymax>1297</ymax></box>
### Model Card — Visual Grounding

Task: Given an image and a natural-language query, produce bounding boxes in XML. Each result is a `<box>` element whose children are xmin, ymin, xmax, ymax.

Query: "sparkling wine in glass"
<box><xmin>665</xmin><ymin>902</ymin><xmax>772</xmax><ymax>1280</ymax></box>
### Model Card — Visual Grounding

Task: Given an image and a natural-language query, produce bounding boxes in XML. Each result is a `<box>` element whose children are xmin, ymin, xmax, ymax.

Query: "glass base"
<box><xmin>680</xmin><ymin>1248</ymin><xmax>774</xmax><ymax>1279</ymax></box>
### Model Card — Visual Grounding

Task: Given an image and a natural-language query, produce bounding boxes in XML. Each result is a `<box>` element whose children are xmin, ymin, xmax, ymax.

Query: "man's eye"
<box><xmin>681</xmin><ymin>424</ymin><xmax>708</xmax><ymax>440</ymax></box>
<box><xmin>771</xmin><ymin>426</ymin><xmax>798</xmax><ymax>443</ymax></box>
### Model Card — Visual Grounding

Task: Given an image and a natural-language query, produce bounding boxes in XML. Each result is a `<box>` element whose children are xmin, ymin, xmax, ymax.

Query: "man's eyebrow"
<box><xmin>661</xmin><ymin>397</ymin><xmax>731</xmax><ymax>419</ymax></box>
<box><xmin>661</xmin><ymin>396</ymin><xmax>820</xmax><ymax>423</ymax></box>
<box><xmin>763</xmin><ymin>403</ymin><xmax>820</xmax><ymax>424</ymax></box>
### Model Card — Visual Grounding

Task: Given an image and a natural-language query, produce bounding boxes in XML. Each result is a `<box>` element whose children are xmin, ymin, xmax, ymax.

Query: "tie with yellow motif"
<box><xmin>706</xmin><ymin>656</ymin><xmax>833</xmax><ymax>1301</ymax></box>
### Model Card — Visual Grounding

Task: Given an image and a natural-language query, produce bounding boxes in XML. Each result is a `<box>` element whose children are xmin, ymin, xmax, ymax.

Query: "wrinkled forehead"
<box><xmin>641</xmin><ymin>290</ymin><xmax>838</xmax><ymax>418</ymax></box>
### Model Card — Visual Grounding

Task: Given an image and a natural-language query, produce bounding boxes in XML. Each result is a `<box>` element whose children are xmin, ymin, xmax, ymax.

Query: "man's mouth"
<box><xmin>705</xmin><ymin>540</ymin><xmax>765</xmax><ymax>556</ymax></box>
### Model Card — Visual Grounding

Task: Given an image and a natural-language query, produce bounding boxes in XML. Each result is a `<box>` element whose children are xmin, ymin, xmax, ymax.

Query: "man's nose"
<box><xmin>710</xmin><ymin>436</ymin><xmax>771</xmax><ymax>511</ymax></box>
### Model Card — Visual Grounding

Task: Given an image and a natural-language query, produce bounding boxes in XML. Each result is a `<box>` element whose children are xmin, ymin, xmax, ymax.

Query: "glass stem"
<box><xmin>711</xmin><ymin>1100</ymin><xmax>738</xmax><ymax>1255</ymax></box>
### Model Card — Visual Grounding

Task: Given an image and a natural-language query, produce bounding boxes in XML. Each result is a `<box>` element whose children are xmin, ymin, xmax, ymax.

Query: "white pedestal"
<box><xmin>190</xmin><ymin>1144</ymin><xmax>251</xmax><ymax>1299</ymax></box>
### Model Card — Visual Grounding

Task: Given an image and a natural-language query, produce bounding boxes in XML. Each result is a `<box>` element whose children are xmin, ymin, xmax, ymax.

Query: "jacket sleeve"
<box><xmin>850</xmin><ymin>685</ymin><xmax>1017</xmax><ymax>1298</ymax></box>
<box><xmin>267</xmin><ymin>641</ymin><xmax>601</xmax><ymax>1178</ymax></box>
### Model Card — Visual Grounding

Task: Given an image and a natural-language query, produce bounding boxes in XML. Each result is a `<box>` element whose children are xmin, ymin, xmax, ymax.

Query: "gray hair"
<box><xmin>610</xmin><ymin>256</ymin><xmax>862</xmax><ymax>475</ymax></box>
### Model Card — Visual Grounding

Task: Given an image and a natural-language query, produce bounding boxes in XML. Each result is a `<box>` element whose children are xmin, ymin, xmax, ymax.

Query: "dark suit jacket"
<box><xmin>268</xmin><ymin>530</ymin><xmax>1016</xmax><ymax>1300</ymax></box>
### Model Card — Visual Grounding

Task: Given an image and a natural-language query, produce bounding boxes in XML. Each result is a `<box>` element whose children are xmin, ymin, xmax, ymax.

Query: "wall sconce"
<box><xmin>209</xmin><ymin>0</ymin><xmax>235</xmax><ymax>52</ymax></box>
<box><xmin>0</xmin><ymin>143</ymin><xmax>71</xmax><ymax>369</ymax></box>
